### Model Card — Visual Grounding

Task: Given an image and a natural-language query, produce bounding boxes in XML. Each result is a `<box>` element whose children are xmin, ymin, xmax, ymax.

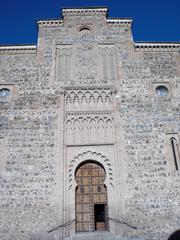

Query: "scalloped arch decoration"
<box><xmin>68</xmin><ymin>150</ymin><xmax>113</xmax><ymax>189</ymax></box>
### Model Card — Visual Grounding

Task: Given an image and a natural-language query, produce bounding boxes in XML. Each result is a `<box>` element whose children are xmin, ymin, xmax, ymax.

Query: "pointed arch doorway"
<box><xmin>75</xmin><ymin>161</ymin><xmax>109</xmax><ymax>232</ymax></box>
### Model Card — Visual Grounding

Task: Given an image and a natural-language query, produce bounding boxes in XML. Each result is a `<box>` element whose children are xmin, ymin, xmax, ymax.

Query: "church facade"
<box><xmin>0</xmin><ymin>7</ymin><xmax>180</xmax><ymax>240</ymax></box>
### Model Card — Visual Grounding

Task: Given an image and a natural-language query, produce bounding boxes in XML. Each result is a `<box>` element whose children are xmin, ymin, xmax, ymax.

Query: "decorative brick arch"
<box><xmin>68</xmin><ymin>150</ymin><xmax>114</xmax><ymax>190</ymax></box>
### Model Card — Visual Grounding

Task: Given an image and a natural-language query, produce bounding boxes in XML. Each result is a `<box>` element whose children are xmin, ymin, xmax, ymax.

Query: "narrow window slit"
<box><xmin>170</xmin><ymin>138</ymin><xmax>179</xmax><ymax>171</ymax></box>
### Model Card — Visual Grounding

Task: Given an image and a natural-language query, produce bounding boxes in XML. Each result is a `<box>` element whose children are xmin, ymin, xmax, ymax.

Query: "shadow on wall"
<box><xmin>168</xmin><ymin>230</ymin><xmax>180</xmax><ymax>240</ymax></box>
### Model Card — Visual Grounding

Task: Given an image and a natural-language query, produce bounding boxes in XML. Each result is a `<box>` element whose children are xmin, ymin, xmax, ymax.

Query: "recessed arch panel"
<box><xmin>68</xmin><ymin>150</ymin><xmax>114</xmax><ymax>190</ymax></box>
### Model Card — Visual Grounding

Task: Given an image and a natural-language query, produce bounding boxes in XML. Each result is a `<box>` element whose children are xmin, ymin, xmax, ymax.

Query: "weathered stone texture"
<box><xmin>0</xmin><ymin>7</ymin><xmax>180</xmax><ymax>240</ymax></box>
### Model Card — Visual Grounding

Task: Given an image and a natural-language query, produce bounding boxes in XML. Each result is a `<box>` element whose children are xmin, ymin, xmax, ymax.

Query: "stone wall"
<box><xmin>0</xmin><ymin>7</ymin><xmax>180</xmax><ymax>240</ymax></box>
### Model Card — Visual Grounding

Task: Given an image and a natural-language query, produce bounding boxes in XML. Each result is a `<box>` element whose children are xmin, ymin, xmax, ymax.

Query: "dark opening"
<box><xmin>171</xmin><ymin>139</ymin><xmax>178</xmax><ymax>171</ymax></box>
<box><xmin>168</xmin><ymin>230</ymin><xmax>180</xmax><ymax>240</ymax></box>
<box><xmin>94</xmin><ymin>204</ymin><xmax>106</xmax><ymax>231</ymax></box>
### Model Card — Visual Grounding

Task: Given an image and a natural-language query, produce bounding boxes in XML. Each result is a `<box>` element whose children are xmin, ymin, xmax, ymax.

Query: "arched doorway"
<box><xmin>75</xmin><ymin>161</ymin><xmax>109</xmax><ymax>232</ymax></box>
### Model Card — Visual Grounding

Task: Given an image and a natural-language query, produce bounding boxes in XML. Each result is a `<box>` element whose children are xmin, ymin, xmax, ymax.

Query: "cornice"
<box><xmin>63</xmin><ymin>85</ymin><xmax>115</xmax><ymax>91</ymax></box>
<box><xmin>0</xmin><ymin>45</ymin><xmax>37</xmax><ymax>54</ymax></box>
<box><xmin>62</xmin><ymin>7</ymin><xmax>108</xmax><ymax>16</ymax></box>
<box><xmin>107</xmin><ymin>18</ymin><xmax>132</xmax><ymax>26</ymax></box>
<box><xmin>135</xmin><ymin>42</ymin><xmax>180</xmax><ymax>52</ymax></box>
<box><xmin>37</xmin><ymin>17</ymin><xmax>132</xmax><ymax>28</ymax></box>
<box><xmin>38</xmin><ymin>19</ymin><xmax>63</xmax><ymax>27</ymax></box>
<box><xmin>66</xmin><ymin>110</ymin><xmax>113</xmax><ymax>115</ymax></box>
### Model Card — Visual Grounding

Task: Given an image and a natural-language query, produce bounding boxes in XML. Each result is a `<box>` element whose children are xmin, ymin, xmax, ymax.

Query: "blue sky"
<box><xmin>0</xmin><ymin>0</ymin><xmax>179</xmax><ymax>45</ymax></box>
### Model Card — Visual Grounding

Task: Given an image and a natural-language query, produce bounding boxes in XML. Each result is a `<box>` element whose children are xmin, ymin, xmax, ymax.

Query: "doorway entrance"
<box><xmin>75</xmin><ymin>161</ymin><xmax>108</xmax><ymax>232</ymax></box>
<box><xmin>94</xmin><ymin>204</ymin><xmax>106</xmax><ymax>230</ymax></box>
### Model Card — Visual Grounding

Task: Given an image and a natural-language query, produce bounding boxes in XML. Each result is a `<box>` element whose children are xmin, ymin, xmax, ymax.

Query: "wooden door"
<box><xmin>75</xmin><ymin>161</ymin><xmax>108</xmax><ymax>232</ymax></box>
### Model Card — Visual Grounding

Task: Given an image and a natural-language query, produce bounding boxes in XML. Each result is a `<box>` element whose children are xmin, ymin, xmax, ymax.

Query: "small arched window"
<box><xmin>156</xmin><ymin>85</ymin><xmax>169</xmax><ymax>97</ymax></box>
<box><xmin>0</xmin><ymin>88</ymin><xmax>11</xmax><ymax>99</ymax></box>
<box><xmin>170</xmin><ymin>137</ymin><xmax>180</xmax><ymax>171</ymax></box>
<box><xmin>79</xmin><ymin>26</ymin><xmax>92</xmax><ymax>38</ymax></box>
<box><xmin>79</xmin><ymin>27</ymin><xmax>91</xmax><ymax>34</ymax></box>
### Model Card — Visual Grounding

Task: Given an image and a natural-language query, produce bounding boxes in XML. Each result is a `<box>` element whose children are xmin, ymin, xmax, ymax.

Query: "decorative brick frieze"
<box><xmin>64</xmin><ymin>87</ymin><xmax>115</xmax><ymax>145</ymax></box>
<box><xmin>135</xmin><ymin>42</ymin><xmax>180</xmax><ymax>52</ymax></box>
<box><xmin>107</xmin><ymin>18</ymin><xmax>132</xmax><ymax>27</ymax></box>
<box><xmin>0</xmin><ymin>45</ymin><xmax>37</xmax><ymax>54</ymax></box>
<box><xmin>62</xmin><ymin>8</ymin><xmax>108</xmax><ymax>16</ymax></box>
<box><xmin>38</xmin><ymin>19</ymin><xmax>63</xmax><ymax>27</ymax></box>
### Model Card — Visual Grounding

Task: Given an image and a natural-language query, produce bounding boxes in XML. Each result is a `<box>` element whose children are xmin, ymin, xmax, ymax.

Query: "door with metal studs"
<box><xmin>75</xmin><ymin>161</ymin><xmax>109</xmax><ymax>232</ymax></box>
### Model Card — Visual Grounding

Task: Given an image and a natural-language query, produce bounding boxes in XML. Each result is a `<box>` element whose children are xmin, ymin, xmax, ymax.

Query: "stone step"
<box><xmin>30</xmin><ymin>233</ymin><xmax>55</xmax><ymax>240</ymax></box>
<box><xmin>115</xmin><ymin>237</ymin><xmax>143</xmax><ymax>240</ymax></box>
<box><xmin>66</xmin><ymin>231</ymin><xmax>115</xmax><ymax>240</ymax></box>
<box><xmin>65</xmin><ymin>231</ymin><xmax>144</xmax><ymax>240</ymax></box>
